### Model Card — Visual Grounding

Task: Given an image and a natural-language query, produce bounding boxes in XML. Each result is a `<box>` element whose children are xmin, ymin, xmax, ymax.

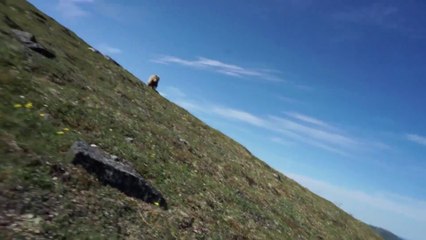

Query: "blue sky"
<box><xmin>28</xmin><ymin>1</ymin><xmax>426</xmax><ymax>239</ymax></box>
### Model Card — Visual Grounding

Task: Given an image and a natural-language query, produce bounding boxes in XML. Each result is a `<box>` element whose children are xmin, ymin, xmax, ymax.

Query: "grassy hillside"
<box><xmin>0</xmin><ymin>0</ymin><xmax>382</xmax><ymax>239</ymax></box>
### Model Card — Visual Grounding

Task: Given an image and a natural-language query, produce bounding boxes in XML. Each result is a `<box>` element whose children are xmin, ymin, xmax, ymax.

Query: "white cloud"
<box><xmin>57</xmin><ymin>0</ymin><xmax>94</xmax><ymax>18</ymax></box>
<box><xmin>97</xmin><ymin>43</ymin><xmax>122</xmax><ymax>55</ymax></box>
<box><xmin>165</xmin><ymin>86</ymin><xmax>186</xmax><ymax>98</ymax></box>
<box><xmin>210</xmin><ymin>108</ymin><xmax>362</xmax><ymax>156</ymax></box>
<box><xmin>333</xmin><ymin>3</ymin><xmax>426</xmax><ymax>39</ymax></box>
<box><xmin>166</xmin><ymin>88</ymin><xmax>208</xmax><ymax>110</ymax></box>
<box><xmin>70</xmin><ymin>0</ymin><xmax>94</xmax><ymax>2</ymax></box>
<box><xmin>406</xmin><ymin>134</ymin><xmax>426</xmax><ymax>146</ymax></box>
<box><xmin>160</xmin><ymin>86</ymin><xmax>202</xmax><ymax>112</ymax></box>
<box><xmin>211</xmin><ymin>107</ymin><xmax>266</xmax><ymax>127</ymax></box>
<box><xmin>270</xmin><ymin>136</ymin><xmax>293</xmax><ymax>146</ymax></box>
<box><xmin>152</xmin><ymin>55</ymin><xmax>282</xmax><ymax>82</ymax></box>
<box><xmin>333</xmin><ymin>3</ymin><xmax>399</xmax><ymax>29</ymax></box>
<box><xmin>161</xmin><ymin>87</ymin><xmax>374</xmax><ymax>156</ymax></box>
<box><xmin>175</xmin><ymin>100</ymin><xmax>202</xmax><ymax>112</ymax></box>
<box><xmin>276</xmin><ymin>95</ymin><xmax>302</xmax><ymax>105</ymax></box>
<box><xmin>274</xmin><ymin>126</ymin><xmax>351</xmax><ymax>156</ymax></box>
<box><xmin>271</xmin><ymin>116</ymin><xmax>357</xmax><ymax>148</ymax></box>
<box><xmin>287</xmin><ymin>172</ymin><xmax>426</xmax><ymax>240</ymax></box>
<box><xmin>286</xmin><ymin>112</ymin><xmax>332</xmax><ymax>129</ymax></box>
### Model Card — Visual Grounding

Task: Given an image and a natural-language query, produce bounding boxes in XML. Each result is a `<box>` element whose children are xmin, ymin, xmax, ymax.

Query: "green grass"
<box><xmin>0</xmin><ymin>0</ymin><xmax>383</xmax><ymax>239</ymax></box>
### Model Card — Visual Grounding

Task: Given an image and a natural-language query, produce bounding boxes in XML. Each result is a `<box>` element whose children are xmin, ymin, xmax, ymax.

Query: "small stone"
<box><xmin>125</xmin><ymin>137</ymin><xmax>134</xmax><ymax>143</ymax></box>
<box><xmin>88</xmin><ymin>47</ymin><xmax>96</xmax><ymax>52</ymax></box>
<box><xmin>23</xmin><ymin>213</ymin><xmax>34</xmax><ymax>219</ymax></box>
<box><xmin>6</xmin><ymin>140</ymin><xmax>22</xmax><ymax>152</ymax></box>
<box><xmin>178</xmin><ymin>137</ymin><xmax>189</xmax><ymax>145</ymax></box>
<box><xmin>273</xmin><ymin>173</ymin><xmax>282</xmax><ymax>181</ymax></box>
<box><xmin>179</xmin><ymin>217</ymin><xmax>194</xmax><ymax>229</ymax></box>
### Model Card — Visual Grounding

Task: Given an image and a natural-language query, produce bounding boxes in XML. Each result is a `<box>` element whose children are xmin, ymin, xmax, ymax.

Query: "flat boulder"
<box><xmin>11</xmin><ymin>29</ymin><xmax>55</xmax><ymax>59</ymax></box>
<box><xmin>70</xmin><ymin>141</ymin><xmax>167</xmax><ymax>209</ymax></box>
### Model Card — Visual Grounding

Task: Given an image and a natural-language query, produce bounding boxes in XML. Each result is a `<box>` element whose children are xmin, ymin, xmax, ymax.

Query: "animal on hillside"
<box><xmin>147</xmin><ymin>74</ymin><xmax>160</xmax><ymax>90</ymax></box>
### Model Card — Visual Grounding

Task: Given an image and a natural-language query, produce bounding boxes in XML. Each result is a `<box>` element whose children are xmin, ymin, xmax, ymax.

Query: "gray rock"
<box><xmin>178</xmin><ymin>137</ymin><xmax>189</xmax><ymax>146</ymax></box>
<box><xmin>273</xmin><ymin>173</ymin><xmax>282</xmax><ymax>182</ymax></box>
<box><xmin>70</xmin><ymin>141</ymin><xmax>167</xmax><ymax>209</ymax></box>
<box><xmin>125</xmin><ymin>137</ymin><xmax>134</xmax><ymax>143</ymax></box>
<box><xmin>11</xmin><ymin>29</ymin><xmax>55</xmax><ymax>58</ymax></box>
<box><xmin>103</xmin><ymin>54</ymin><xmax>121</xmax><ymax>67</ymax></box>
<box><xmin>88</xmin><ymin>47</ymin><xmax>100</xmax><ymax>54</ymax></box>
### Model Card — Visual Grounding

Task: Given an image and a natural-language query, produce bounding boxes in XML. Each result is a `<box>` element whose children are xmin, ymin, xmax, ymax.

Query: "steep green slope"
<box><xmin>0</xmin><ymin>1</ymin><xmax>382</xmax><ymax>239</ymax></box>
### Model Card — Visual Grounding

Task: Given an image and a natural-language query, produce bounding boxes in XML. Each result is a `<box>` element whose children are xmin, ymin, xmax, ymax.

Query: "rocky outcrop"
<box><xmin>11</xmin><ymin>29</ymin><xmax>55</xmax><ymax>58</ymax></box>
<box><xmin>70</xmin><ymin>141</ymin><xmax>167</xmax><ymax>209</ymax></box>
<box><xmin>103</xmin><ymin>55</ymin><xmax>121</xmax><ymax>67</ymax></box>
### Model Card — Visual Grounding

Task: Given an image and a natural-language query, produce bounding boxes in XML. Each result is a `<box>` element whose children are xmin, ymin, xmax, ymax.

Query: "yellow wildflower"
<box><xmin>39</xmin><ymin>113</ymin><xmax>45</xmax><ymax>117</ymax></box>
<box><xmin>24</xmin><ymin>102</ymin><xmax>33</xmax><ymax>109</ymax></box>
<box><xmin>14</xmin><ymin>104</ymin><xmax>22</xmax><ymax>108</ymax></box>
<box><xmin>56</xmin><ymin>131</ymin><xmax>65</xmax><ymax>135</ymax></box>
<box><xmin>63</xmin><ymin>128</ymin><xmax>70</xmax><ymax>132</ymax></box>
<box><xmin>154</xmin><ymin>202</ymin><xmax>160</xmax><ymax>206</ymax></box>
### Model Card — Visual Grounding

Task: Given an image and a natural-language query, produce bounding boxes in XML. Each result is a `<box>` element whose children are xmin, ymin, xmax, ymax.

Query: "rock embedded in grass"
<box><xmin>70</xmin><ymin>141</ymin><xmax>167</xmax><ymax>209</ymax></box>
<box><xmin>11</xmin><ymin>29</ymin><xmax>55</xmax><ymax>58</ymax></box>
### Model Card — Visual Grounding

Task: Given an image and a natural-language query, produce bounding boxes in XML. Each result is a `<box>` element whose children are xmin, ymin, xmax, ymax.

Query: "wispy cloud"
<box><xmin>276</xmin><ymin>95</ymin><xmax>302</xmax><ymax>105</ymax></box>
<box><xmin>165</xmin><ymin>86</ymin><xmax>186</xmax><ymax>98</ymax></box>
<box><xmin>285</xmin><ymin>112</ymin><xmax>332</xmax><ymax>129</ymax></box>
<box><xmin>97</xmin><ymin>43</ymin><xmax>122</xmax><ymax>55</ymax></box>
<box><xmin>270</xmin><ymin>136</ymin><xmax>293</xmax><ymax>147</ymax></box>
<box><xmin>208</xmin><ymin>108</ymin><xmax>357</xmax><ymax>154</ymax></box>
<box><xmin>162</xmin><ymin>86</ymin><xmax>379</xmax><ymax>156</ymax></box>
<box><xmin>201</xmin><ymin>105</ymin><xmax>357</xmax><ymax>155</ymax></box>
<box><xmin>406</xmin><ymin>134</ymin><xmax>426</xmax><ymax>146</ymax></box>
<box><xmin>57</xmin><ymin>0</ymin><xmax>94</xmax><ymax>18</ymax></box>
<box><xmin>333</xmin><ymin>3</ymin><xmax>399</xmax><ymax>29</ymax></box>
<box><xmin>161</xmin><ymin>86</ymin><xmax>202</xmax><ymax>112</ymax></box>
<box><xmin>203</xmin><ymin>104</ymin><xmax>349</xmax><ymax>155</ymax></box>
<box><xmin>268</xmin><ymin>116</ymin><xmax>355</xmax><ymax>156</ymax></box>
<box><xmin>152</xmin><ymin>55</ymin><xmax>282</xmax><ymax>81</ymax></box>
<box><xmin>272</xmin><ymin>116</ymin><xmax>356</xmax><ymax>146</ymax></box>
<box><xmin>333</xmin><ymin>2</ymin><xmax>426</xmax><ymax>39</ymax></box>
<box><xmin>287</xmin><ymin>172</ymin><xmax>425</xmax><ymax>240</ymax></box>
<box><xmin>211</xmin><ymin>106</ymin><xmax>266</xmax><ymax>127</ymax></box>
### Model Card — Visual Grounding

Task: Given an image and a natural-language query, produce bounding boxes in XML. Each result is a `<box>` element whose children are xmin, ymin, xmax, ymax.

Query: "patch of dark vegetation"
<box><xmin>30</xmin><ymin>10</ymin><xmax>47</xmax><ymax>23</ymax></box>
<box><xmin>4</xmin><ymin>16</ymin><xmax>21</xmax><ymax>30</ymax></box>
